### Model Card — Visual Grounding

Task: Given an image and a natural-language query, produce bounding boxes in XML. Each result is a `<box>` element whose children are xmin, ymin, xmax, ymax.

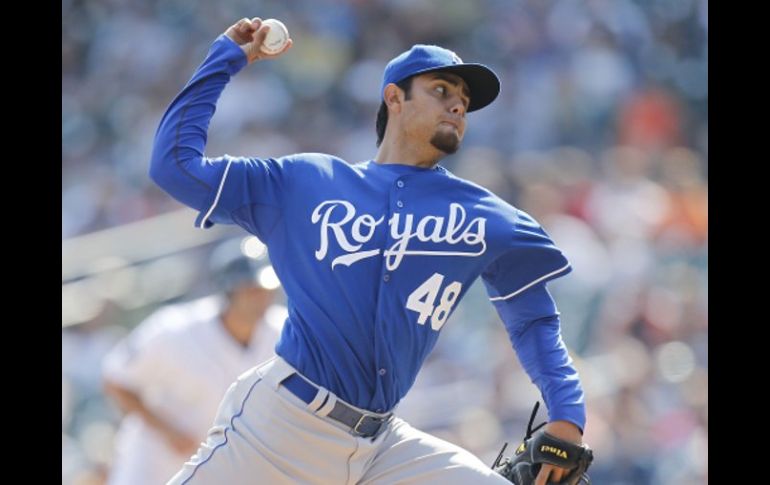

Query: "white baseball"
<box><xmin>259</xmin><ymin>19</ymin><xmax>289</xmax><ymax>55</ymax></box>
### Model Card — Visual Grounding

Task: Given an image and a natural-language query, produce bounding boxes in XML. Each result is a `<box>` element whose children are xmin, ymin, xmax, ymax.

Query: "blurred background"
<box><xmin>62</xmin><ymin>0</ymin><xmax>707</xmax><ymax>483</ymax></box>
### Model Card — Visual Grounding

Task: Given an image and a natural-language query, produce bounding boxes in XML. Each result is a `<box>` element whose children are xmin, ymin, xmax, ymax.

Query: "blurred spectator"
<box><xmin>655</xmin><ymin>147</ymin><xmax>708</xmax><ymax>250</ymax></box>
<box><xmin>618</xmin><ymin>86</ymin><xmax>683</xmax><ymax>151</ymax></box>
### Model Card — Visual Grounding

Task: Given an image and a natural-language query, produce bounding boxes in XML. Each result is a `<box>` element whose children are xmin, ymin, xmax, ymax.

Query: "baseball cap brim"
<box><xmin>410</xmin><ymin>63</ymin><xmax>500</xmax><ymax>112</ymax></box>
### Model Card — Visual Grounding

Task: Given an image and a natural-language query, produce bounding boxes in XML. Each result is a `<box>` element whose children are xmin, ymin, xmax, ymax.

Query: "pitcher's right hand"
<box><xmin>225</xmin><ymin>17</ymin><xmax>293</xmax><ymax>64</ymax></box>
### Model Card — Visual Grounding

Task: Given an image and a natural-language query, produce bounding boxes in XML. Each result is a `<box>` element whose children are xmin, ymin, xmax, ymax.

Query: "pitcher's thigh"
<box><xmin>166</xmin><ymin>368</ymin><xmax>292</xmax><ymax>485</ymax></box>
<box><xmin>168</xmin><ymin>423</ymin><xmax>303</xmax><ymax>485</ymax></box>
<box><xmin>168</xmin><ymin>364</ymin><xmax>357</xmax><ymax>485</ymax></box>
<box><xmin>360</xmin><ymin>419</ymin><xmax>510</xmax><ymax>485</ymax></box>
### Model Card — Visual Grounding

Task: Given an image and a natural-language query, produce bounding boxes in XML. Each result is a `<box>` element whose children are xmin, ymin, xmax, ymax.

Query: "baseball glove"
<box><xmin>491</xmin><ymin>402</ymin><xmax>593</xmax><ymax>485</ymax></box>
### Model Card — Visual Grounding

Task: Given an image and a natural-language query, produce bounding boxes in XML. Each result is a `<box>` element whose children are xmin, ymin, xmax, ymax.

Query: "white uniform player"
<box><xmin>102</xmin><ymin>239</ymin><xmax>286</xmax><ymax>485</ymax></box>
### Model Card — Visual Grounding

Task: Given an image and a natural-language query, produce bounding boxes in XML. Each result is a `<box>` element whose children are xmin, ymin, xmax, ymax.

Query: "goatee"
<box><xmin>430</xmin><ymin>131</ymin><xmax>460</xmax><ymax>154</ymax></box>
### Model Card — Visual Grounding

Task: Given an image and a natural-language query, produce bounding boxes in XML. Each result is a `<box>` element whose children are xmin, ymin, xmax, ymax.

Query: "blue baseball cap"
<box><xmin>381</xmin><ymin>44</ymin><xmax>500</xmax><ymax>112</ymax></box>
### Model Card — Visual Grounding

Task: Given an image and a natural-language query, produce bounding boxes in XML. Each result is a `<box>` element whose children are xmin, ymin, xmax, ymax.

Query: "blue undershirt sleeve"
<box><xmin>148</xmin><ymin>34</ymin><xmax>287</xmax><ymax>239</ymax></box>
<box><xmin>490</xmin><ymin>283</ymin><xmax>586</xmax><ymax>433</ymax></box>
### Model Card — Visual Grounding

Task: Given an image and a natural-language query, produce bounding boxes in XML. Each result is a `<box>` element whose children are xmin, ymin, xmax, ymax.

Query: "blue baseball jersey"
<box><xmin>150</xmin><ymin>35</ymin><xmax>582</xmax><ymax>422</ymax></box>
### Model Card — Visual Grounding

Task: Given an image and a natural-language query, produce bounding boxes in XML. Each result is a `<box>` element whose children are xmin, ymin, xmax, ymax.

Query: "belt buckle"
<box><xmin>352</xmin><ymin>414</ymin><xmax>371</xmax><ymax>437</ymax></box>
<box><xmin>353</xmin><ymin>413</ymin><xmax>387</xmax><ymax>437</ymax></box>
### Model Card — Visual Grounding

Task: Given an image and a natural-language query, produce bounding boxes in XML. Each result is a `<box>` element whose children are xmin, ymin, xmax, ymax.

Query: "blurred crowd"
<box><xmin>62</xmin><ymin>0</ymin><xmax>707</xmax><ymax>484</ymax></box>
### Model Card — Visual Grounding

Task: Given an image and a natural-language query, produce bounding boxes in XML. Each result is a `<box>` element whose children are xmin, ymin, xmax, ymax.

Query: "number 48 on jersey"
<box><xmin>406</xmin><ymin>273</ymin><xmax>462</xmax><ymax>331</ymax></box>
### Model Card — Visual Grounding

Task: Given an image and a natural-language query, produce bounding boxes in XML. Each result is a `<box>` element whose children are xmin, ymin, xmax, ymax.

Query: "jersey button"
<box><xmin>396</xmin><ymin>180</ymin><xmax>404</xmax><ymax>188</ymax></box>
<box><xmin>379</xmin><ymin>368</ymin><xmax>387</xmax><ymax>376</ymax></box>
<box><xmin>396</xmin><ymin>200</ymin><xmax>404</xmax><ymax>208</ymax></box>
<box><xmin>383</xmin><ymin>274</ymin><xmax>390</xmax><ymax>282</ymax></box>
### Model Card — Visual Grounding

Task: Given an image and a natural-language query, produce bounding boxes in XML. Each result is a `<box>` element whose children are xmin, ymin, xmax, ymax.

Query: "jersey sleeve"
<box><xmin>148</xmin><ymin>34</ymin><xmax>289</xmax><ymax>241</ymax></box>
<box><xmin>185</xmin><ymin>154</ymin><xmax>291</xmax><ymax>240</ymax></box>
<box><xmin>481</xmin><ymin>209</ymin><xmax>572</xmax><ymax>301</ymax></box>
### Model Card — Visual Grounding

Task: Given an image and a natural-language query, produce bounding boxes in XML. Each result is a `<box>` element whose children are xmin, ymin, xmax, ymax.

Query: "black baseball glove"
<box><xmin>492</xmin><ymin>402</ymin><xmax>593</xmax><ymax>485</ymax></box>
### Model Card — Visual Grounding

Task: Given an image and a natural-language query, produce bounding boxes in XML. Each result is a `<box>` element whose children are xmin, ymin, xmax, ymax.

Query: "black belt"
<box><xmin>281</xmin><ymin>373</ymin><xmax>391</xmax><ymax>438</ymax></box>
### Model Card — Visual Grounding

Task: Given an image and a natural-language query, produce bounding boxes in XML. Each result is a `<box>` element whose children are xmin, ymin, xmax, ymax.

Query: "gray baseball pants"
<box><xmin>168</xmin><ymin>356</ymin><xmax>509</xmax><ymax>484</ymax></box>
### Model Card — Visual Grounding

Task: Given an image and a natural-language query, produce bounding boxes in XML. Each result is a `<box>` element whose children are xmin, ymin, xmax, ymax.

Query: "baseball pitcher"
<box><xmin>150</xmin><ymin>17</ymin><xmax>592</xmax><ymax>485</ymax></box>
